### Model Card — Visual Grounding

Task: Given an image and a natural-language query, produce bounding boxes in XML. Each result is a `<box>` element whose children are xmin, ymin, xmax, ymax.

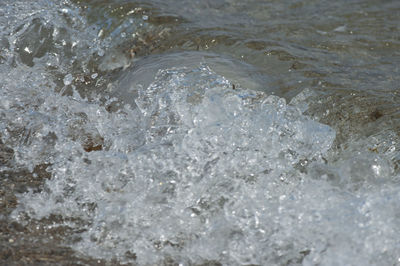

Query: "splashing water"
<box><xmin>6</xmin><ymin>62</ymin><xmax>400</xmax><ymax>265</ymax></box>
<box><xmin>2</xmin><ymin>0</ymin><xmax>400</xmax><ymax>265</ymax></box>
<box><xmin>8</xmin><ymin>63</ymin><xmax>336</xmax><ymax>263</ymax></box>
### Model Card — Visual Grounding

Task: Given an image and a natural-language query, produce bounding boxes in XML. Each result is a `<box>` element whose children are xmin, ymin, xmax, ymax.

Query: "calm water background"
<box><xmin>74</xmin><ymin>0</ymin><xmax>400</xmax><ymax>96</ymax></box>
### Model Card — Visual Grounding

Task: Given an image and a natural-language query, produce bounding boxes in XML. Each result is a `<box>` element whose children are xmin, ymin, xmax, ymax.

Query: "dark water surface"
<box><xmin>75</xmin><ymin>0</ymin><xmax>400</xmax><ymax>97</ymax></box>
<box><xmin>1</xmin><ymin>0</ymin><xmax>400</xmax><ymax>265</ymax></box>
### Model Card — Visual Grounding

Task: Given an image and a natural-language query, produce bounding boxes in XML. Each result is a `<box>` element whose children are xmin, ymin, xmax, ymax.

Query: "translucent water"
<box><xmin>1</xmin><ymin>0</ymin><xmax>400</xmax><ymax>265</ymax></box>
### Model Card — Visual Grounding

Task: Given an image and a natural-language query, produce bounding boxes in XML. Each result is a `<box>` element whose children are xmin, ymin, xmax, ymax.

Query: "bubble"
<box><xmin>63</xmin><ymin>73</ymin><xmax>73</xmax><ymax>86</ymax></box>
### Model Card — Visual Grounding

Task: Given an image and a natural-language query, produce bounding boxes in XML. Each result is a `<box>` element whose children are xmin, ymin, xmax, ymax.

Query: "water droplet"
<box><xmin>63</xmin><ymin>74</ymin><xmax>73</xmax><ymax>86</ymax></box>
<box><xmin>24</xmin><ymin>47</ymin><xmax>32</xmax><ymax>54</ymax></box>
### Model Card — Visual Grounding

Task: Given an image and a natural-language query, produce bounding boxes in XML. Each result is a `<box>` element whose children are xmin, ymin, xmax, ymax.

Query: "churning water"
<box><xmin>1</xmin><ymin>0</ymin><xmax>400</xmax><ymax>265</ymax></box>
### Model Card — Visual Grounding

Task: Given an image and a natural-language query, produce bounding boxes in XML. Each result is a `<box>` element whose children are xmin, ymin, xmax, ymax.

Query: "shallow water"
<box><xmin>1</xmin><ymin>0</ymin><xmax>400</xmax><ymax>265</ymax></box>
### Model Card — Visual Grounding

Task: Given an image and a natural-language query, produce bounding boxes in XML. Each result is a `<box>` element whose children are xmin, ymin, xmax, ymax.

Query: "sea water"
<box><xmin>1</xmin><ymin>0</ymin><xmax>400</xmax><ymax>265</ymax></box>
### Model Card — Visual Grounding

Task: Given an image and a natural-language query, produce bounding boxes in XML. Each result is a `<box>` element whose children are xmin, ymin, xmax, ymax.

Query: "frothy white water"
<box><xmin>3</xmin><ymin>60</ymin><xmax>398</xmax><ymax>265</ymax></box>
<box><xmin>2</xmin><ymin>0</ymin><xmax>400</xmax><ymax>265</ymax></box>
<box><xmin>8</xmin><ymin>64</ymin><xmax>334</xmax><ymax>264</ymax></box>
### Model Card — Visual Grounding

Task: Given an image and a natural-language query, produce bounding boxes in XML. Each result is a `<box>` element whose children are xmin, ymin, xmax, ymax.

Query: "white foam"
<box><xmin>2</xmin><ymin>0</ymin><xmax>400</xmax><ymax>265</ymax></box>
<box><xmin>8</xmin><ymin>64</ymin><xmax>337</xmax><ymax>264</ymax></box>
